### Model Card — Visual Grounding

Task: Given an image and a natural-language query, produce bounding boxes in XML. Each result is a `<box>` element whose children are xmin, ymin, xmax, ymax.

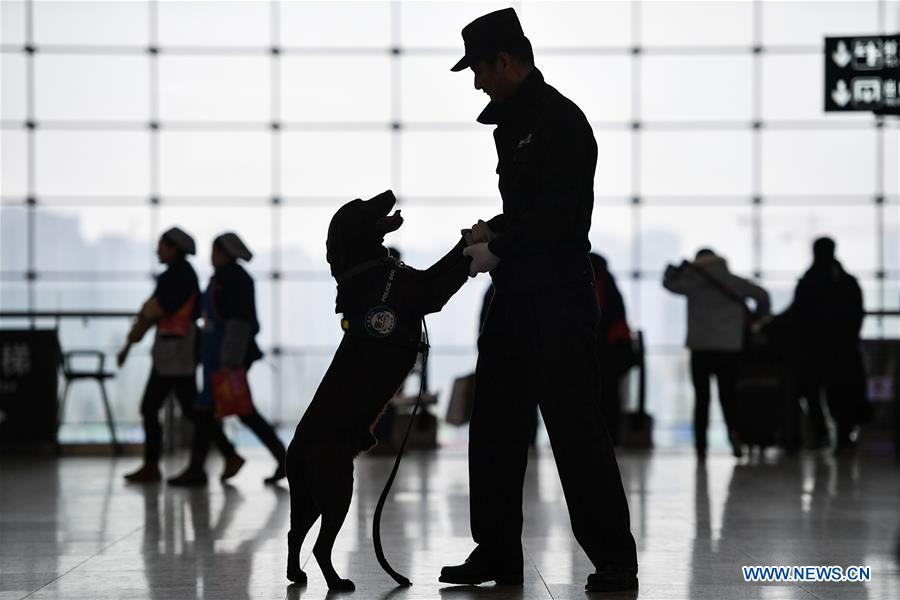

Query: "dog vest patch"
<box><xmin>364</xmin><ymin>306</ymin><xmax>397</xmax><ymax>338</ymax></box>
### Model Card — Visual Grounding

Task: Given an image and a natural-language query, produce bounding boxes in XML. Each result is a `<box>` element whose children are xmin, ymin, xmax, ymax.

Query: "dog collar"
<box><xmin>334</xmin><ymin>258</ymin><xmax>389</xmax><ymax>284</ymax></box>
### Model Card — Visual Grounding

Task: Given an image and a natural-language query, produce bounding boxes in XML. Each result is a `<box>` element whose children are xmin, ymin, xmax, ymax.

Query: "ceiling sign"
<box><xmin>824</xmin><ymin>34</ymin><xmax>900</xmax><ymax>112</ymax></box>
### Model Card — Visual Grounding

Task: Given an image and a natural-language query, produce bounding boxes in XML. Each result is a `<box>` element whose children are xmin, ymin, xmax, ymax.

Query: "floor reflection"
<box><xmin>1</xmin><ymin>450</ymin><xmax>898</xmax><ymax>599</ymax></box>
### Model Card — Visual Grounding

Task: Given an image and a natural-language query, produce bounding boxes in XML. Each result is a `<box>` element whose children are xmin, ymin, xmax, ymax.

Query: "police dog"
<box><xmin>286</xmin><ymin>190</ymin><xmax>470</xmax><ymax>590</ymax></box>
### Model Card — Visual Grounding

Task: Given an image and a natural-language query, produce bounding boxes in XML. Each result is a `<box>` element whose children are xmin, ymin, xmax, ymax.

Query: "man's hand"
<box><xmin>461</xmin><ymin>220</ymin><xmax>495</xmax><ymax>246</ymax></box>
<box><xmin>463</xmin><ymin>242</ymin><xmax>500</xmax><ymax>277</ymax></box>
<box><xmin>116</xmin><ymin>344</ymin><xmax>131</xmax><ymax>368</ymax></box>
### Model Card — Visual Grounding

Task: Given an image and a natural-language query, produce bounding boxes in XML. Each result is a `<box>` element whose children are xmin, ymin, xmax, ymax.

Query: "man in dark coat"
<box><xmin>791</xmin><ymin>237</ymin><xmax>868</xmax><ymax>455</ymax></box>
<box><xmin>441</xmin><ymin>8</ymin><xmax>638</xmax><ymax>593</ymax></box>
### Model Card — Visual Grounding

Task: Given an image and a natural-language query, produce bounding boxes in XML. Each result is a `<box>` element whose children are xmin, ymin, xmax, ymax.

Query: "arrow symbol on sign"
<box><xmin>832</xmin><ymin>79</ymin><xmax>852</xmax><ymax>107</ymax></box>
<box><xmin>832</xmin><ymin>40</ymin><xmax>852</xmax><ymax>68</ymax></box>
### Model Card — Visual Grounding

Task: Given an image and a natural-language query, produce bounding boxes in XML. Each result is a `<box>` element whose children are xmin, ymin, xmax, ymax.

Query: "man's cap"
<box><xmin>451</xmin><ymin>7</ymin><xmax>530</xmax><ymax>72</ymax></box>
<box><xmin>214</xmin><ymin>232</ymin><xmax>253</xmax><ymax>262</ymax></box>
<box><xmin>161</xmin><ymin>227</ymin><xmax>196</xmax><ymax>255</ymax></box>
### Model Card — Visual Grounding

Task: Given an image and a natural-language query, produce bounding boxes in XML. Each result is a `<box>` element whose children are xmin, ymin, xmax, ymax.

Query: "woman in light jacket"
<box><xmin>663</xmin><ymin>248</ymin><xmax>770</xmax><ymax>459</ymax></box>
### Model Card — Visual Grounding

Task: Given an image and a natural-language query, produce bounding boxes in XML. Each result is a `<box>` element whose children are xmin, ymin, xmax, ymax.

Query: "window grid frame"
<box><xmin>2</xmin><ymin>0</ymin><xmax>897</xmax><ymax>426</ymax></box>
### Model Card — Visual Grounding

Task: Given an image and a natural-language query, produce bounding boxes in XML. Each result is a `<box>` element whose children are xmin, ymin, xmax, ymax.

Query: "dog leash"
<box><xmin>372</xmin><ymin>318</ymin><xmax>430</xmax><ymax>587</ymax></box>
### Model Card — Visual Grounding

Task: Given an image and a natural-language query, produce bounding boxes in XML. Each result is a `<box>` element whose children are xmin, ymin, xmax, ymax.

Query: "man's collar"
<box><xmin>477</xmin><ymin>67</ymin><xmax>544</xmax><ymax>125</ymax></box>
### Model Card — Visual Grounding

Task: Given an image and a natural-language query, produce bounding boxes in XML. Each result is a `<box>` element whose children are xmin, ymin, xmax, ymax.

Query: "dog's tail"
<box><xmin>372</xmin><ymin>320</ymin><xmax>430</xmax><ymax>587</ymax></box>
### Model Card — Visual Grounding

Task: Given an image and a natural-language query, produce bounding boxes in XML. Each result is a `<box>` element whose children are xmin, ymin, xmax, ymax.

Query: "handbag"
<box><xmin>446</xmin><ymin>373</ymin><xmax>476</xmax><ymax>426</ymax></box>
<box><xmin>210</xmin><ymin>368</ymin><xmax>254</xmax><ymax>418</ymax></box>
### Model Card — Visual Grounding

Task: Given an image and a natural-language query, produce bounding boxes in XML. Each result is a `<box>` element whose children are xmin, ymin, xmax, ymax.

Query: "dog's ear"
<box><xmin>326</xmin><ymin>201</ymin><xmax>354</xmax><ymax>272</ymax></box>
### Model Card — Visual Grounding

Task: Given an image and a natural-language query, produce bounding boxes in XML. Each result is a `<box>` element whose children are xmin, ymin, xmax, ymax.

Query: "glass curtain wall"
<box><xmin>1</xmin><ymin>1</ymin><xmax>898</xmax><ymax>446</ymax></box>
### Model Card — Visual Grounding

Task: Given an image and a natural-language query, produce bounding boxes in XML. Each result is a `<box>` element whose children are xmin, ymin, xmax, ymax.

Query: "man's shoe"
<box><xmin>123</xmin><ymin>464</ymin><xmax>161</xmax><ymax>483</ymax></box>
<box><xmin>585</xmin><ymin>566</ymin><xmax>638</xmax><ymax>592</ymax></box>
<box><xmin>167</xmin><ymin>469</ymin><xmax>208</xmax><ymax>487</ymax></box>
<box><xmin>221</xmin><ymin>454</ymin><xmax>246</xmax><ymax>481</ymax></box>
<box><xmin>439</xmin><ymin>548</ymin><xmax>523</xmax><ymax>586</ymax></box>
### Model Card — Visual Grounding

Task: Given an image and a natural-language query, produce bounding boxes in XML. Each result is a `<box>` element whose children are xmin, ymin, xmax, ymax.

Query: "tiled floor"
<box><xmin>1</xmin><ymin>448</ymin><xmax>898</xmax><ymax>599</ymax></box>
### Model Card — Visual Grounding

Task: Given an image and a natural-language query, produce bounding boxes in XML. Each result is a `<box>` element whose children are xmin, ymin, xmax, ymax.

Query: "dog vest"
<box><xmin>336</xmin><ymin>257</ymin><xmax>428</xmax><ymax>353</ymax></box>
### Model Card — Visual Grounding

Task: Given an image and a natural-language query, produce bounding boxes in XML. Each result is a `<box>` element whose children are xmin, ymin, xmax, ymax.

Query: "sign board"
<box><xmin>0</xmin><ymin>330</ymin><xmax>61</xmax><ymax>446</ymax></box>
<box><xmin>825</xmin><ymin>34</ymin><xmax>900</xmax><ymax>112</ymax></box>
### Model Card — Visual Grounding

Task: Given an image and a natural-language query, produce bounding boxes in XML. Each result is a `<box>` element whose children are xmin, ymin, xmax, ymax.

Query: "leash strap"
<box><xmin>372</xmin><ymin>318</ymin><xmax>429</xmax><ymax>587</ymax></box>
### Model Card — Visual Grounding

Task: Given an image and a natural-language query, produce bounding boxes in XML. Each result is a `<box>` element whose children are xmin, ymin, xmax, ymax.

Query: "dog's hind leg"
<box><xmin>311</xmin><ymin>445</ymin><xmax>356</xmax><ymax>591</ymax></box>
<box><xmin>286</xmin><ymin>451</ymin><xmax>320</xmax><ymax>584</ymax></box>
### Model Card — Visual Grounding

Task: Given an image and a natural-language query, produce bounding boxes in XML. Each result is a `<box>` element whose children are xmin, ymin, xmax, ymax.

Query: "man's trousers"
<box><xmin>469</xmin><ymin>281</ymin><xmax>638</xmax><ymax>570</ymax></box>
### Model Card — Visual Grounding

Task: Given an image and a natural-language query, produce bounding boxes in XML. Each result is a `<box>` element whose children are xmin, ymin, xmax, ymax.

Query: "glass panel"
<box><xmin>590</xmin><ymin>203</ymin><xmax>633</xmax><ymax>275</ymax></box>
<box><xmin>761</xmin><ymin>1</ymin><xmax>880</xmax><ymax>47</ymax></box>
<box><xmin>638</xmin><ymin>278</ymin><xmax>688</xmax><ymax>348</ymax></box>
<box><xmin>641</xmin><ymin>0</ymin><xmax>754</xmax><ymax>47</ymax></box>
<box><xmin>33</xmin><ymin>0</ymin><xmax>149</xmax><ymax>46</ymax></box>
<box><xmin>155</xmin><ymin>205</ymin><xmax>274</xmax><ymax>273</ymax></box>
<box><xmin>400</xmin><ymin>56</ymin><xmax>488</xmax><ymax>123</ymax></box>
<box><xmin>34</xmin><ymin>205</ymin><xmax>154</xmax><ymax>272</ymax></box>
<box><xmin>886</xmin><ymin>199</ymin><xmax>900</xmax><ymax>273</ymax></box>
<box><xmin>280</xmin><ymin>204</ymin><xmax>339</xmax><ymax>271</ymax></box>
<box><xmin>35</xmin><ymin>131</ymin><xmax>150</xmax><ymax>196</ymax></box>
<box><xmin>1</xmin><ymin>53</ymin><xmax>26</xmax><ymax>122</ymax></box>
<box><xmin>641</xmin><ymin>55</ymin><xmax>753</xmax><ymax>121</ymax></box>
<box><xmin>758</xmin><ymin>278</ymin><xmax>795</xmax><ymax>315</ymax></box>
<box><xmin>885</xmin><ymin>128</ymin><xmax>899</xmax><ymax>197</ymax></box>
<box><xmin>245</xmin><ymin>358</ymin><xmax>275</xmax><ymax>422</ymax></box>
<box><xmin>280</xmin><ymin>1</ymin><xmax>391</xmax><ymax>48</ymax></box>
<box><xmin>157</xmin><ymin>1</ymin><xmax>270</xmax><ymax>48</ymax></box>
<box><xmin>281</xmin><ymin>131</ymin><xmax>392</xmax><ymax>198</ymax></box>
<box><xmin>1</xmin><ymin>129</ymin><xmax>28</xmax><ymax>198</ymax></box>
<box><xmin>34</xmin><ymin>280</ymin><xmax>150</xmax><ymax>313</ymax></box>
<box><xmin>400</xmin><ymin>1</ymin><xmax>507</xmax><ymax>49</ymax></box>
<box><xmin>278</xmin><ymin>353</ymin><xmax>334</xmax><ymax>423</ymax></box>
<box><xmin>400</xmin><ymin>130</ymin><xmax>498</xmax><ymax>198</ymax></box>
<box><xmin>540</xmin><ymin>55</ymin><xmax>633</xmax><ymax>123</ymax></box>
<box><xmin>640</xmin><ymin>204</ymin><xmax>755</xmax><ymax>274</ymax></box>
<box><xmin>279</xmin><ymin>280</ymin><xmax>344</xmax><ymax>347</ymax></box>
<box><xmin>520</xmin><ymin>0</ymin><xmax>633</xmax><ymax>48</ymax></box>
<box><xmin>1</xmin><ymin>1</ymin><xmax>26</xmax><ymax>47</ymax></box>
<box><xmin>427</xmin><ymin>279</ymin><xmax>488</xmax><ymax>349</ymax></box>
<box><xmin>280</xmin><ymin>56</ymin><xmax>391</xmax><ymax>123</ymax></box>
<box><xmin>158</xmin><ymin>56</ymin><xmax>270</xmax><ymax>122</ymax></box>
<box><xmin>761</xmin><ymin>130</ymin><xmax>878</xmax><ymax>196</ymax></box>
<box><xmin>389</xmin><ymin>204</ymin><xmax>481</xmax><ymax>260</ymax></box>
<box><xmin>760</xmin><ymin>205</ymin><xmax>878</xmax><ymax>276</ymax></box>
<box><xmin>595</xmin><ymin>130</ymin><xmax>633</xmax><ymax>197</ymax></box>
<box><xmin>640</xmin><ymin>131</ymin><xmax>753</xmax><ymax>196</ymax></box>
<box><xmin>0</xmin><ymin>204</ymin><xmax>28</xmax><ymax>272</ymax></box>
<box><xmin>250</xmin><ymin>279</ymin><xmax>274</xmax><ymax>351</ymax></box>
<box><xmin>159</xmin><ymin>131</ymin><xmax>271</xmax><ymax>197</ymax></box>
<box><xmin>761</xmin><ymin>53</ymin><xmax>872</xmax><ymax>123</ymax></box>
<box><xmin>0</xmin><ymin>281</ymin><xmax>28</xmax><ymax>311</ymax></box>
<box><xmin>35</xmin><ymin>55</ymin><xmax>150</xmax><ymax>121</ymax></box>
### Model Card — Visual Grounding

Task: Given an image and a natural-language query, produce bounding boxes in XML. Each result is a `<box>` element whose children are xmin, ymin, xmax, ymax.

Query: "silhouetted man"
<box><xmin>791</xmin><ymin>237</ymin><xmax>868</xmax><ymax>455</ymax></box>
<box><xmin>441</xmin><ymin>8</ymin><xmax>638</xmax><ymax>593</ymax></box>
